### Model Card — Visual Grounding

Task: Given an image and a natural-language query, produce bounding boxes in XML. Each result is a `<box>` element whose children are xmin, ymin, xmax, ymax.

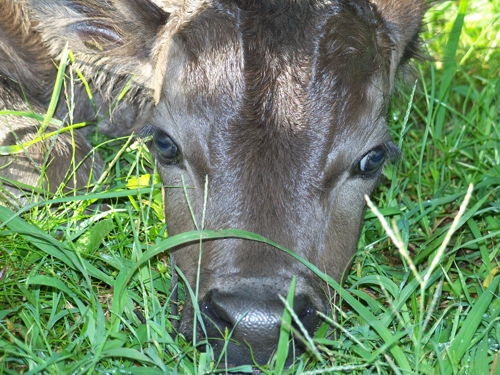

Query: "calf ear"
<box><xmin>370</xmin><ymin>0</ymin><xmax>427</xmax><ymax>67</ymax></box>
<box><xmin>30</xmin><ymin>0</ymin><xmax>169</xmax><ymax>93</ymax></box>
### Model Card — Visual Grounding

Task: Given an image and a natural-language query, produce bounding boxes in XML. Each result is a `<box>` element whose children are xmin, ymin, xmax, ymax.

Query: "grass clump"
<box><xmin>1</xmin><ymin>2</ymin><xmax>499</xmax><ymax>374</ymax></box>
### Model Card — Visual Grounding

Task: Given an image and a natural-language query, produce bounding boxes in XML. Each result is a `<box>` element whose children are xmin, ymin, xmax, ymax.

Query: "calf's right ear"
<box><xmin>29</xmin><ymin>0</ymin><xmax>169</xmax><ymax>91</ymax></box>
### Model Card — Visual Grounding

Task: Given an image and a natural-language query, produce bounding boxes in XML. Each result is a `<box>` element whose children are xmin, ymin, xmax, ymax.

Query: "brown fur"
<box><xmin>0</xmin><ymin>0</ymin><xmax>55</xmax><ymax>102</ymax></box>
<box><xmin>155</xmin><ymin>0</ymin><xmax>184</xmax><ymax>13</ymax></box>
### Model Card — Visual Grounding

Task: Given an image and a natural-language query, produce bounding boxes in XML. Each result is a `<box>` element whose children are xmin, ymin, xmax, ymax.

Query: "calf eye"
<box><xmin>153</xmin><ymin>130</ymin><xmax>181</xmax><ymax>165</ymax></box>
<box><xmin>358</xmin><ymin>148</ymin><xmax>385</xmax><ymax>175</ymax></box>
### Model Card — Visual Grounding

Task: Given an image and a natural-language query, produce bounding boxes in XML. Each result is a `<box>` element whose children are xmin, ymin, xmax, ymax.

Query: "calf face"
<box><xmin>29</xmin><ymin>0</ymin><xmax>426</xmax><ymax>366</ymax></box>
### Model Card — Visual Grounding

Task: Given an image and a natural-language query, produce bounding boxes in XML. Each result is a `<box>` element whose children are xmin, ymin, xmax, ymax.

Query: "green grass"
<box><xmin>1</xmin><ymin>2</ymin><xmax>499</xmax><ymax>374</ymax></box>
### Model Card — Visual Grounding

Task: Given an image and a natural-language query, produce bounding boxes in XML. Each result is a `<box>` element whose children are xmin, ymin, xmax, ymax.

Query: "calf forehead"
<box><xmin>158</xmin><ymin>0</ymin><xmax>390</xmax><ymax>137</ymax></box>
<box><xmin>156</xmin><ymin>0</ymin><xmax>391</xmax><ymax>180</ymax></box>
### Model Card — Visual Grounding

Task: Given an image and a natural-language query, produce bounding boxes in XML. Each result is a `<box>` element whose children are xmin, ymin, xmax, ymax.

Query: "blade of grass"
<box><xmin>41</xmin><ymin>46</ymin><xmax>69</xmax><ymax>131</ymax></box>
<box><xmin>441</xmin><ymin>276</ymin><xmax>500</xmax><ymax>375</ymax></box>
<box><xmin>0</xmin><ymin>206</ymin><xmax>114</xmax><ymax>285</ymax></box>
<box><xmin>274</xmin><ymin>276</ymin><xmax>295</xmax><ymax>375</ymax></box>
<box><xmin>434</xmin><ymin>0</ymin><xmax>468</xmax><ymax>138</ymax></box>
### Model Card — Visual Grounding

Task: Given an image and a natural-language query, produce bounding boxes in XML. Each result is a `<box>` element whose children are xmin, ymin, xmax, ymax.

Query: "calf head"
<box><xmin>31</xmin><ymin>0</ymin><xmax>426</xmax><ymax>366</ymax></box>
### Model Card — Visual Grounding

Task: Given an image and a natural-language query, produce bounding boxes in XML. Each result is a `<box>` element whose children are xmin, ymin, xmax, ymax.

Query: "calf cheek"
<box><xmin>324</xmin><ymin>214</ymin><xmax>364</xmax><ymax>283</ymax></box>
<box><xmin>159</xmin><ymin>170</ymin><xmax>203</xmax><ymax>277</ymax></box>
<box><xmin>160</xmin><ymin>175</ymin><xmax>213</xmax><ymax>342</ymax></box>
<box><xmin>320</xmin><ymin>182</ymin><xmax>376</xmax><ymax>282</ymax></box>
<box><xmin>161</xmin><ymin>172</ymin><xmax>198</xmax><ymax>234</ymax></box>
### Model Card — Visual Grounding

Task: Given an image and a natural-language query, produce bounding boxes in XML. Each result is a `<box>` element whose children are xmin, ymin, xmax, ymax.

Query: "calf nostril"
<box><xmin>298</xmin><ymin>306</ymin><xmax>313</xmax><ymax>319</ymax></box>
<box><xmin>201</xmin><ymin>299</ymin><xmax>233</xmax><ymax>333</ymax></box>
<box><xmin>295</xmin><ymin>303</ymin><xmax>319</xmax><ymax>336</ymax></box>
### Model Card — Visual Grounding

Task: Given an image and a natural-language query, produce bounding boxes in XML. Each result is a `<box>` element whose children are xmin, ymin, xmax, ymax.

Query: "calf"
<box><xmin>8</xmin><ymin>0</ymin><xmax>426</xmax><ymax>367</ymax></box>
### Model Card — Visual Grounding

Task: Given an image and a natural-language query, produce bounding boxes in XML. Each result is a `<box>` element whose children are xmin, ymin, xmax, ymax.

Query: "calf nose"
<box><xmin>200</xmin><ymin>289</ymin><xmax>320</xmax><ymax>366</ymax></box>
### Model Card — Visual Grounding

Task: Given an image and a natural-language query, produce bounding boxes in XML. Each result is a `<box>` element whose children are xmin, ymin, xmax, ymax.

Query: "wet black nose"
<box><xmin>200</xmin><ymin>289</ymin><xmax>320</xmax><ymax>366</ymax></box>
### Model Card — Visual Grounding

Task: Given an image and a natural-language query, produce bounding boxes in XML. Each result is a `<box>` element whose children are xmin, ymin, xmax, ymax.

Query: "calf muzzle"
<box><xmin>200</xmin><ymin>286</ymin><xmax>320</xmax><ymax>366</ymax></box>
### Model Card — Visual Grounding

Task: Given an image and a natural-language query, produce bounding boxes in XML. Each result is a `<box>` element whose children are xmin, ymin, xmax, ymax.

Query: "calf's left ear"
<box><xmin>370</xmin><ymin>0</ymin><xmax>427</xmax><ymax>67</ymax></box>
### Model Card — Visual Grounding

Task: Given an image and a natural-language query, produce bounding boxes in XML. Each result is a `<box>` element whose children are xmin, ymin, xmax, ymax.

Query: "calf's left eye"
<box><xmin>358</xmin><ymin>148</ymin><xmax>386</xmax><ymax>175</ymax></box>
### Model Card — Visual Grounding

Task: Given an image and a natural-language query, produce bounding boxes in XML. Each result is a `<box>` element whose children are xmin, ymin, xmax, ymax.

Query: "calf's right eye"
<box><xmin>153</xmin><ymin>131</ymin><xmax>181</xmax><ymax>165</ymax></box>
